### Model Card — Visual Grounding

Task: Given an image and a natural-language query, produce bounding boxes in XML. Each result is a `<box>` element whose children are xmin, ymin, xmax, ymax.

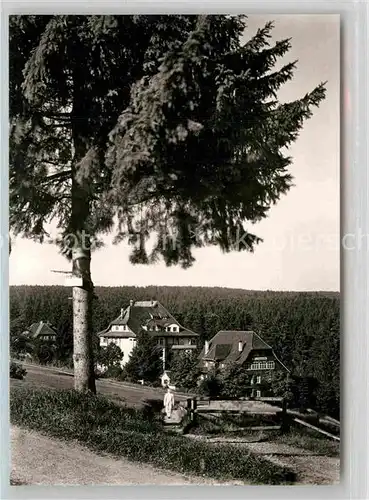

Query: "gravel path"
<box><xmin>10</xmin><ymin>426</ymin><xmax>243</xmax><ymax>486</ymax></box>
<box><xmin>185</xmin><ymin>435</ymin><xmax>340</xmax><ymax>485</ymax></box>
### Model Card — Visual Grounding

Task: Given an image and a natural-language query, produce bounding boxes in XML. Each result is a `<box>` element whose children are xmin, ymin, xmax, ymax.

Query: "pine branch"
<box><xmin>41</xmin><ymin>170</ymin><xmax>72</xmax><ymax>183</ymax></box>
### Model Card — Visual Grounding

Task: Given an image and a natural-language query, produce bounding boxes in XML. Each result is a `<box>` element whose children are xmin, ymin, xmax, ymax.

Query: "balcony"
<box><xmin>171</xmin><ymin>344</ymin><xmax>197</xmax><ymax>350</ymax></box>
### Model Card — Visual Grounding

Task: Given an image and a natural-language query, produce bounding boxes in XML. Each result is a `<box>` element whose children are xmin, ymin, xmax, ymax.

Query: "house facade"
<box><xmin>198</xmin><ymin>330</ymin><xmax>289</xmax><ymax>397</ymax></box>
<box><xmin>97</xmin><ymin>300</ymin><xmax>199</xmax><ymax>367</ymax></box>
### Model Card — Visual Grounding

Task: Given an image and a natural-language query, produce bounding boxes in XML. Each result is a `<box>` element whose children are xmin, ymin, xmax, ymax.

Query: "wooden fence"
<box><xmin>185</xmin><ymin>397</ymin><xmax>289</xmax><ymax>432</ymax></box>
<box><xmin>182</xmin><ymin>397</ymin><xmax>340</xmax><ymax>440</ymax></box>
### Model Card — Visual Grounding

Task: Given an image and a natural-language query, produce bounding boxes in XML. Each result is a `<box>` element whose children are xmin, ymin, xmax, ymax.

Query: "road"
<box><xmin>11</xmin><ymin>362</ymin><xmax>189</xmax><ymax>407</ymax></box>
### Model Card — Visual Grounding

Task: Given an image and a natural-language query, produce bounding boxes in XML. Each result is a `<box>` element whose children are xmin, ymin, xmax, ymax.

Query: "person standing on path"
<box><xmin>164</xmin><ymin>387</ymin><xmax>175</xmax><ymax>418</ymax></box>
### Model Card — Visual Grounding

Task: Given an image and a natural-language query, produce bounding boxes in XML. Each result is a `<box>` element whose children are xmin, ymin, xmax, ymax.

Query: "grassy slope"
<box><xmin>10</xmin><ymin>386</ymin><xmax>296</xmax><ymax>485</ymax></box>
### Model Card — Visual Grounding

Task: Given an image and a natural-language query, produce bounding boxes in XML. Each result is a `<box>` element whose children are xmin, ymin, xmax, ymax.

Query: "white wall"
<box><xmin>99</xmin><ymin>334</ymin><xmax>136</xmax><ymax>367</ymax></box>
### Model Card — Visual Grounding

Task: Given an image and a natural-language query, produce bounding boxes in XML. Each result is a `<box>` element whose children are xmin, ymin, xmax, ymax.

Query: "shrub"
<box><xmin>10</xmin><ymin>362</ymin><xmax>27</xmax><ymax>380</ymax></box>
<box><xmin>219</xmin><ymin>363</ymin><xmax>252</xmax><ymax>399</ymax></box>
<box><xmin>96</xmin><ymin>343</ymin><xmax>123</xmax><ymax>373</ymax></box>
<box><xmin>99</xmin><ymin>365</ymin><xmax>124</xmax><ymax>379</ymax></box>
<box><xmin>10</xmin><ymin>386</ymin><xmax>295</xmax><ymax>484</ymax></box>
<box><xmin>169</xmin><ymin>351</ymin><xmax>201</xmax><ymax>390</ymax></box>
<box><xmin>32</xmin><ymin>339</ymin><xmax>56</xmax><ymax>365</ymax></box>
<box><xmin>198</xmin><ymin>373</ymin><xmax>222</xmax><ymax>398</ymax></box>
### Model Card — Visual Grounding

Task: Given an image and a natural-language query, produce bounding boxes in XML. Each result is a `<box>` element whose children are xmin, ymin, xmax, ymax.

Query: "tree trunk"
<box><xmin>70</xmin><ymin>184</ymin><xmax>96</xmax><ymax>394</ymax></box>
<box><xmin>72</xmin><ymin>278</ymin><xmax>96</xmax><ymax>392</ymax></box>
<box><xmin>70</xmin><ymin>56</ymin><xmax>96</xmax><ymax>393</ymax></box>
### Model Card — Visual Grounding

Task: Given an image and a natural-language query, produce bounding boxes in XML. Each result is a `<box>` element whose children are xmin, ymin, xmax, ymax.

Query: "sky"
<box><xmin>9</xmin><ymin>14</ymin><xmax>340</xmax><ymax>291</ymax></box>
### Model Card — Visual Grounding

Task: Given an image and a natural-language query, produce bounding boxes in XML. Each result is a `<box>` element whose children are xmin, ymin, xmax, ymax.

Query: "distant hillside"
<box><xmin>9</xmin><ymin>285</ymin><xmax>340</xmax><ymax>417</ymax></box>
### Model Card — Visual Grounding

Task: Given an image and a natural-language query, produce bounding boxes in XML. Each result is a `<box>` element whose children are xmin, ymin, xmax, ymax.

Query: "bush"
<box><xmin>10</xmin><ymin>386</ymin><xmax>295</xmax><ymax>484</ymax></box>
<box><xmin>141</xmin><ymin>398</ymin><xmax>165</xmax><ymax>421</ymax></box>
<box><xmin>10</xmin><ymin>362</ymin><xmax>27</xmax><ymax>380</ymax></box>
<box><xmin>169</xmin><ymin>351</ymin><xmax>201</xmax><ymax>390</ymax></box>
<box><xmin>32</xmin><ymin>339</ymin><xmax>56</xmax><ymax>365</ymax></box>
<box><xmin>98</xmin><ymin>365</ymin><xmax>124</xmax><ymax>379</ymax></box>
<box><xmin>219</xmin><ymin>363</ymin><xmax>252</xmax><ymax>399</ymax></box>
<box><xmin>198</xmin><ymin>373</ymin><xmax>223</xmax><ymax>398</ymax></box>
<box><xmin>96</xmin><ymin>343</ymin><xmax>123</xmax><ymax>373</ymax></box>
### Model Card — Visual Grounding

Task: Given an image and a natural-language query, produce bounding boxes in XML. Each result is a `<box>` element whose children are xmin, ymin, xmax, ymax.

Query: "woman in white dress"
<box><xmin>163</xmin><ymin>387</ymin><xmax>175</xmax><ymax>418</ymax></box>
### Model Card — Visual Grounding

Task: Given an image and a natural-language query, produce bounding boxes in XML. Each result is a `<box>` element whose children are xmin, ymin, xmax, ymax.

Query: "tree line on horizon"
<box><xmin>9</xmin><ymin>285</ymin><xmax>340</xmax><ymax>417</ymax></box>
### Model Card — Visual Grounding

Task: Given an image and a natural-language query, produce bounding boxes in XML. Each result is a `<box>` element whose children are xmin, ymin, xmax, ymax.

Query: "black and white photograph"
<box><xmin>8</xmin><ymin>14</ymin><xmax>340</xmax><ymax>487</ymax></box>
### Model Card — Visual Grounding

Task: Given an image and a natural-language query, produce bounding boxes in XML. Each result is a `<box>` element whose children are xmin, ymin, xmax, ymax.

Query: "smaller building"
<box><xmin>25</xmin><ymin>321</ymin><xmax>57</xmax><ymax>342</ymax></box>
<box><xmin>198</xmin><ymin>330</ymin><xmax>289</xmax><ymax>397</ymax></box>
<box><xmin>160</xmin><ymin>370</ymin><xmax>172</xmax><ymax>388</ymax></box>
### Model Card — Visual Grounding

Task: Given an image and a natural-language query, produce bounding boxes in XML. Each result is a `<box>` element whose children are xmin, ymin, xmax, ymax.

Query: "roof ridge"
<box><xmin>252</xmin><ymin>330</ymin><xmax>272</xmax><ymax>349</ymax></box>
<box><xmin>271</xmin><ymin>349</ymin><xmax>290</xmax><ymax>373</ymax></box>
<box><xmin>35</xmin><ymin>322</ymin><xmax>44</xmax><ymax>337</ymax></box>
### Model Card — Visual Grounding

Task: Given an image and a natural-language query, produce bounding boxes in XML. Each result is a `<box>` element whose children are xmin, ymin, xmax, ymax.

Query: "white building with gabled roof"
<box><xmin>97</xmin><ymin>299</ymin><xmax>199</xmax><ymax>366</ymax></box>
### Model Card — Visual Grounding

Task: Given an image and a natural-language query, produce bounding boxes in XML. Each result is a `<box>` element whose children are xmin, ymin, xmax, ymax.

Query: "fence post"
<box><xmin>280</xmin><ymin>398</ymin><xmax>290</xmax><ymax>433</ymax></box>
<box><xmin>190</xmin><ymin>397</ymin><xmax>197</xmax><ymax>423</ymax></box>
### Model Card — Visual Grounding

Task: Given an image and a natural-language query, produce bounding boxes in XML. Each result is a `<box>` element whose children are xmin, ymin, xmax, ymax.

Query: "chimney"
<box><xmin>238</xmin><ymin>341</ymin><xmax>243</xmax><ymax>353</ymax></box>
<box><xmin>204</xmin><ymin>340</ymin><xmax>209</xmax><ymax>355</ymax></box>
<box><xmin>129</xmin><ymin>300</ymin><xmax>134</xmax><ymax>307</ymax></box>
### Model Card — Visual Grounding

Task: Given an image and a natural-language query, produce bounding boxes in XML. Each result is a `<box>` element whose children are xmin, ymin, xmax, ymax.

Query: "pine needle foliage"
<box><xmin>10</xmin><ymin>15</ymin><xmax>326</xmax><ymax>267</ymax></box>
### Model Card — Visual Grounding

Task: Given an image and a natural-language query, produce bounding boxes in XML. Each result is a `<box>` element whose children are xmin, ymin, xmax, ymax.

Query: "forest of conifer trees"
<box><xmin>9</xmin><ymin>285</ymin><xmax>340</xmax><ymax>417</ymax></box>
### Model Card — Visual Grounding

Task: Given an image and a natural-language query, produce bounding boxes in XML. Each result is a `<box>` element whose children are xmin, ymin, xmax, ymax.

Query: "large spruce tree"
<box><xmin>9</xmin><ymin>15</ymin><xmax>326</xmax><ymax>393</ymax></box>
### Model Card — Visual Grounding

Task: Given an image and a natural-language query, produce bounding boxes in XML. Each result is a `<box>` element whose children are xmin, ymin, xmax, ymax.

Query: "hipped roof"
<box><xmin>98</xmin><ymin>300</ymin><xmax>198</xmax><ymax>338</ymax></box>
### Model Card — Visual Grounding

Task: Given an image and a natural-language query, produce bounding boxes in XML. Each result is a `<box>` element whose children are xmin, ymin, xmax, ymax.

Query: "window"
<box><xmin>266</xmin><ymin>361</ymin><xmax>275</xmax><ymax>369</ymax></box>
<box><xmin>256</xmin><ymin>375</ymin><xmax>261</xmax><ymax>384</ymax></box>
<box><xmin>256</xmin><ymin>390</ymin><xmax>261</xmax><ymax>398</ymax></box>
<box><xmin>158</xmin><ymin>338</ymin><xmax>164</xmax><ymax>346</ymax></box>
